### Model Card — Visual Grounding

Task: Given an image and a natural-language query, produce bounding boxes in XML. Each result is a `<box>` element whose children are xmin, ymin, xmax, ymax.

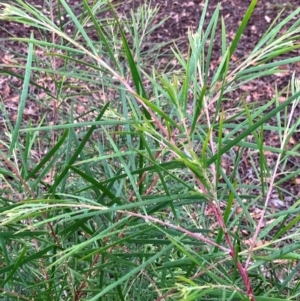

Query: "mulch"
<box><xmin>0</xmin><ymin>0</ymin><xmax>300</xmax><ymax>206</ymax></box>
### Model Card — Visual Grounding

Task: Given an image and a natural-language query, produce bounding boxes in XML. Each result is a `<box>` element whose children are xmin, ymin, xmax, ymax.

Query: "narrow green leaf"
<box><xmin>82</xmin><ymin>0</ymin><xmax>120</xmax><ymax>70</ymax></box>
<box><xmin>229</xmin><ymin>0</ymin><xmax>258</xmax><ymax>58</ymax></box>
<box><xmin>190</xmin><ymin>85</ymin><xmax>207</xmax><ymax>135</ymax></box>
<box><xmin>88</xmin><ymin>243</ymin><xmax>174</xmax><ymax>300</ymax></box>
<box><xmin>1</xmin><ymin>246</ymin><xmax>27</xmax><ymax>286</ymax></box>
<box><xmin>48</xmin><ymin>102</ymin><xmax>110</xmax><ymax>195</ymax></box>
<box><xmin>9</xmin><ymin>32</ymin><xmax>34</xmax><ymax>155</ymax></box>
<box><xmin>208</xmin><ymin>90</ymin><xmax>300</xmax><ymax>165</ymax></box>
<box><xmin>26</xmin><ymin>129</ymin><xmax>69</xmax><ymax>180</ymax></box>
<box><xmin>69</xmin><ymin>165</ymin><xmax>116</xmax><ymax>200</ymax></box>
<box><xmin>0</xmin><ymin>245</ymin><xmax>56</xmax><ymax>275</ymax></box>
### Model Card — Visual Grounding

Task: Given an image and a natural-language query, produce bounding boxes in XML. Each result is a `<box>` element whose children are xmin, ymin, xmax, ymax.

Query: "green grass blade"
<box><xmin>228</xmin><ymin>0</ymin><xmax>258</xmax><ymax>58</ymax></box>
<box><xmin>208</xmin><ymin>90</ymin><xmax>300</xmax><ymax>165</ymax></box>
<box><xmin>48</xmin><ymin>102</ymin><xmax>110</xmax><ymax>195</ymax></box>
<box><xmin>0</xmin><ymin>246</ymin><xmax>27</xmax><ymax>286</ymax></box>
<box><xmin>88</xmin><ymin>243</ymin><xmax>174</xmax><ymax>300</ymax></box>
<box><xmin>26</xmin><ymin>129</ymin><xmax>69</xmax><ymax>180</ymax></box>
<box><xmin>9</xmin><ymin>32</ymin><xmax>34</xmax><ymax>155</ymax></box>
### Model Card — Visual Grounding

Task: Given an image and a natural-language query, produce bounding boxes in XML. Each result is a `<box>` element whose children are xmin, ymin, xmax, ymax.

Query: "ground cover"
<box><xmin>0</xmin><ymin>0</ymin><xmax>300</xmax><ymax>300</ymax></box>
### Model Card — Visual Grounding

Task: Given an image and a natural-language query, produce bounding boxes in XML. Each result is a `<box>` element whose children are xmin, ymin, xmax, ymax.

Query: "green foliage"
<box><xmin>0</xmin><ymin>0</ymin><xmax>300</xmax><ymax>300</ymax></box>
